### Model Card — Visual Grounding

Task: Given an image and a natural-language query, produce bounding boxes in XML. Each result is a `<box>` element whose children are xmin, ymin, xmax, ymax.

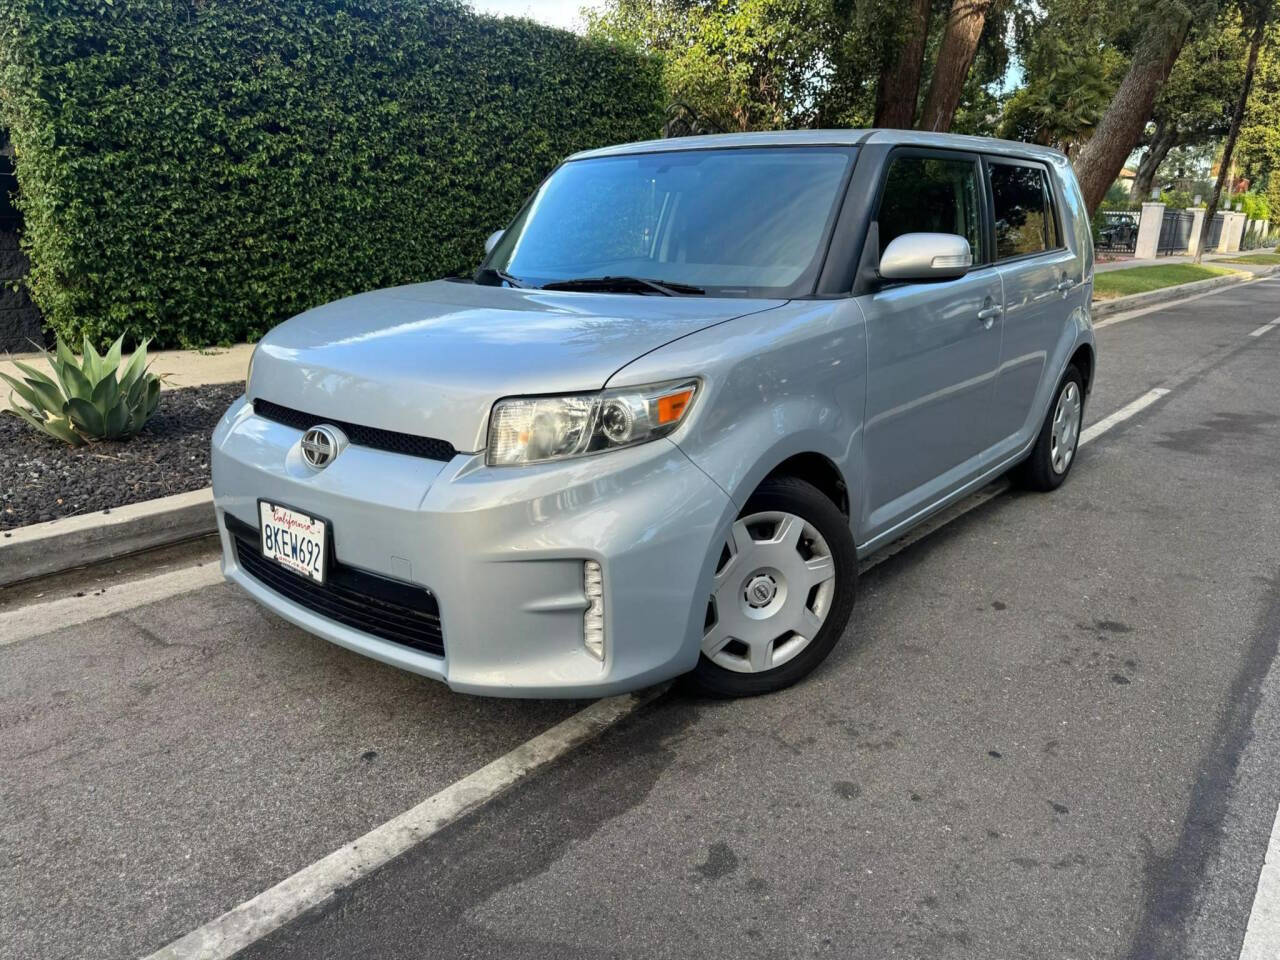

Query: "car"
<box><xmin>211</xmin><ymin>129</ymin><xmax>1095</xmax><ymax>699</ymax></box>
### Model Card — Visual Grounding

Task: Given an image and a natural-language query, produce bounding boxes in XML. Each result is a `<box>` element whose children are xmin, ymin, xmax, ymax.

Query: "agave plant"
<box><xmin>1</xmin><ymin>335</ymin><xmax>162</xmax><ymax>446</ymax></box>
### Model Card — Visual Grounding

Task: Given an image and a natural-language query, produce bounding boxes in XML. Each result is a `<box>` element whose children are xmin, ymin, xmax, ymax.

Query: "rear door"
<box><xmin>858</xmin><ymin>149</ymin><xmax>1004</xmax><ymax>540</ymax></box>
<box><xmin>984</xmin><ymin>157</ymin><xmax>1080</xmax><ymax>448</ymax></box>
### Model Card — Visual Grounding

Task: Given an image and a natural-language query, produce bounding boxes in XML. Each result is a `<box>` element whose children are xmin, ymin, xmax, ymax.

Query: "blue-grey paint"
<box><xmin>212</xmin><ymin>129</ymin><xmax>1096</xmax><ymax>697</ymax></box>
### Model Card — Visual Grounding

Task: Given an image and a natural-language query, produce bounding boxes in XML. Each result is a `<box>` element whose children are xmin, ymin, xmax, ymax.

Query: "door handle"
<box><xmin>1056</xmin><ymin>278</ymin><xmax>1074</xmax><ymax>293</ymax></box>
<box><xmin>977</xmin><ymin>305</ymin><xmax>1003</xmax><ymax>321</ymax></box>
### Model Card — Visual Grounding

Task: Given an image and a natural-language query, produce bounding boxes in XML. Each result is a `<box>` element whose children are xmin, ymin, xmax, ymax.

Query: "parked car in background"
<box><xmin>212</xmin><ymin>130</ymin><xmax>1095</xmax><ymax>698</ymax></box>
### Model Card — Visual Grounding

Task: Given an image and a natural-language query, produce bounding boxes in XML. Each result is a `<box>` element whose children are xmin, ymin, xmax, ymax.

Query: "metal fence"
<box><xmin>1095</xmin><ymin>209</ymin><xmax>1139</xmax><ymax>254</ymax></box>
<box><xmin>1157</xmin><ymin>208</ymin><xmax>1194</xmax><ymax>256</ymax></box>
<box><xmin>1205</xmin><ymin>213</ymin><xmax>1225</xmax><ymax>252</ymax></box>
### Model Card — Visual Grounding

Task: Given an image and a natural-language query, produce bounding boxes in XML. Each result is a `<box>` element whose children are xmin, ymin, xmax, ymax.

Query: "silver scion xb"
<box><xmin>211</xmin><ymin>130</ymin><xmax>1095</xmax><ymax>698</ymax></box>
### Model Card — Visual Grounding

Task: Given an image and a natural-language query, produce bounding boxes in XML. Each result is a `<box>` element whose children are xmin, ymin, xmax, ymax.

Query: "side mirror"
<box><xmin>484</xmin><ymin>229</ymin><xmax>505</xmax><ymax>255</ymax></box>
<box><xmin>878</xmin><ymin>232</ymin><xmax>972</xmax><ymax>283</ymax></box>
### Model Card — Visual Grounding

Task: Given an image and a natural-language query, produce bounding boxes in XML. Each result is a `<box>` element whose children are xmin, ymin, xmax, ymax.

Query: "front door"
<box><xmin>857</xmin><ymin>151</ymin><xmax>1003</xmax><ymax>542</ymax></box>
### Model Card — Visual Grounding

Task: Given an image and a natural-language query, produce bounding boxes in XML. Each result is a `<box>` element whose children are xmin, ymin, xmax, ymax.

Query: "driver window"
<box><xmin>877</xmin><ymin>156</ymin><xmax>985</xmax><ymax>263</ymax></box>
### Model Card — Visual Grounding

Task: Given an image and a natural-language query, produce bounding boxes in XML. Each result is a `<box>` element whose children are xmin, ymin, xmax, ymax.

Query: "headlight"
<box><xmin>487</xmin><ymin>378</ymin><xmax>699</xmax><ymax>466</ymax></box>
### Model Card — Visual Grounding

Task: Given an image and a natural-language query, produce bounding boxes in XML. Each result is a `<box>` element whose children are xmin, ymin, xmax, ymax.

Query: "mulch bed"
<box><xmin>1</xmin><ymin>382</ymin><xmax>243</xmax><ymax>531</ymax></box>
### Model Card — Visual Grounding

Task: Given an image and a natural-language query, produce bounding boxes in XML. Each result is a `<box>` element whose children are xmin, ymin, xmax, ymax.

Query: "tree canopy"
<box><xmin>587</xmin><ymin>0</ymin><xmax>1278</xmax><ymax>217</ymax></box>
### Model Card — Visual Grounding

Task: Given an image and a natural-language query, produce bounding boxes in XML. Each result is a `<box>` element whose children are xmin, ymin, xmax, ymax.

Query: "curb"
<box><xmin>1092</xmin><ymin>264</ymin><xmax>1280</xmax><ymax>318</ymax></box>
<box><xmin>0</xmin><ymin>488</ymin><xmax>216</xmax><ymax>587</ymax></box>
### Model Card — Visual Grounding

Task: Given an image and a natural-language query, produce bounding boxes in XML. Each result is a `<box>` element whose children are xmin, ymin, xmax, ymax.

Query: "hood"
<box><xmin>250</xmin><ymin>280</ymin><xmax>784</xmax><ymax>453</ymax></box>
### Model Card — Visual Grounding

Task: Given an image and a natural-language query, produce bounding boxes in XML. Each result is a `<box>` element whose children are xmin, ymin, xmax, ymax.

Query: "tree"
<box><xmin>586</xmin><ymin>0</ymin><xmax>841</xmax><ymax>131</ymax></box>
<box><xmin>919</xmin><ymin>0</ymin><xmax>998</xmax><ymax>131</ymax></box>
<box><xmin>1129</xmin><ymin>16</ymin><xmax>1246</xmax><ymax>200</ymax></box>
<box><xmin>1196</xmin><ymin>0</ymin><xmax>1274</xmax><ymax>261</ymax></box>
<box><xmin>1072</xmin><ymin>0</ymin><xmax>1204</xmax><ymax>213</ymax></box>
<box><xmin>1236</xmin><ymin>25</ymin><xmax>1280</xmax><ymax>188</ymax></box>
<box><xmin>997</xmin><ymin>29</ymin><xmax>1124</xmax><ymax>153</ymax></box>
<box><xmin>873</xmin><ymin>0</ymin><xmax>931</xmax><ymax>127</ymax></box>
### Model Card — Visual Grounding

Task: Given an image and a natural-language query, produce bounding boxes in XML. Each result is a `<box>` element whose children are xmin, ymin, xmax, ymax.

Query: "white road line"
<box><xmin>1080</xmin><ymin>388</ymin><xmax>1170</xmax><ymax>445</ymax></box>
<box><xmin>142</xmin><ymin>689</ymin><xmax>658</xmax><ymax>960</ymax></box>
<box><xmin>1248</xmin><ymin>321</ymin><xmax>1279</xmax><ymax>337</ymax></box>
<box><xmin>1239</xmin><ymin>805</ymin><xmax>1280</xmax><ymax>959</ymax></box>
<box><xmin>861</xmin><ymin>385</ymin><xmax>1172</xmax><ymax>570</ymax></box>
<box><xmin>0</xmin><ymin>563</ymin><xmax>225</xmax><ymax>646</ymax></box>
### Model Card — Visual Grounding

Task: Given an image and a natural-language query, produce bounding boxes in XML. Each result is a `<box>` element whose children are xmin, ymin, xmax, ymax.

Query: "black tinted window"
<box><xmin>877</xmin><ymin>156</ymin><xmax>984</xmax><ymax>263</ymax></box>
<box><xmin>991</xmin><ymin>163</ymin><xmax>1058</xmax><ymax>259</ymax></box>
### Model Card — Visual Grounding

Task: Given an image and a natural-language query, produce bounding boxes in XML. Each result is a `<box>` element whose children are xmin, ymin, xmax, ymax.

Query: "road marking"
<box><xmin>0</xmin><ymin>563</ymin><xmax>225</xmax><ymax>646</ymax></box>
<box><xmin>1080</xmin><ymin>388</ymin><xmax>1171</xmax><ymax>445</ymax></box>
<box><xmin>142</xmin><ymin>689</ymin><xmax>659</xmax><ymax>960</ymax></box>
<box><xmin>1239</xmin><ymin>804</ymin><xmax>1280</xmax><ymax>959</ymax></box>
<box><xmin>862</xmin><ymin>386</ymin><xmax>1171</xmax><ymax>571</ymax></box>
<box><xmin>1248</xmin><ymin>320</ymin><xmax>1279</xmax><ymax>337</ymax></box>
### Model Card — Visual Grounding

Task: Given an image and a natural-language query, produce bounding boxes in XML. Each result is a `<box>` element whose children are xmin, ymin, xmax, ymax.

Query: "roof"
<box><xmin>568</xmin><ymin>129</ymin><xmax>1068</xmax><ymax>164</ymax></box>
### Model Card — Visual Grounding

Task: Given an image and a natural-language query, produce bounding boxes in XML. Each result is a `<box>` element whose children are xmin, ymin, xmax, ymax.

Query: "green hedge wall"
<box><xmin>0</xmin><ymin>0</ymin><xmax>664</xmax><ymax>348</ymax></box>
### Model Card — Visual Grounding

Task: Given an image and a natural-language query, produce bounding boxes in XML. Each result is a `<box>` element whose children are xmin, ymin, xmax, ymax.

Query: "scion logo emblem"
<box><xmin>301</xmin><ymin>426</ymin><xmax>342</xmax><ymax>469</ymax></box>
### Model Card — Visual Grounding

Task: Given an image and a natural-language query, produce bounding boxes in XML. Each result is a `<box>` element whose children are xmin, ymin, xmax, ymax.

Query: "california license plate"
<box><xmin>258</xmin><ymin>501</ymin><xmax>328</xmax><ymax>584</ymax></box>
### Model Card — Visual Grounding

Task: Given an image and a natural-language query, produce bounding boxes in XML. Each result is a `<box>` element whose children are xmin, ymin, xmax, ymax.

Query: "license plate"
<box><xmin>258</xmin><ymin>501</ymin><xmax>328</xmax><ymax>584</ymax></box>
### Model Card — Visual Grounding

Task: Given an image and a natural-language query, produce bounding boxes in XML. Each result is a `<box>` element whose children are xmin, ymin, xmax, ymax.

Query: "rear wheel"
<box><xmin>1013</xmin><ymin>365</ymin><xmax>1084</xmax><ymax>491</ymax></box>
<box><xmin>689</xmin><ymin>476</ymin><xmax>856</xmax><ymax>697</ymax></box>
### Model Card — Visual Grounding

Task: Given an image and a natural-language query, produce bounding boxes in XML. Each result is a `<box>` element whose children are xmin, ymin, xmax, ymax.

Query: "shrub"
<box><xmin>1239</xmin><ymin>191</ymin><xmax>1271</xmax><ymax>222</ymax></box>
<box><xmin>1159</xmin><ymin>189</ymin><xmax>1194</xmax><ymax>210</ymax></box>
<box><xmin>0</xmin><ymin>0</ymin><xmax>664</xmax><ymax>349</ymax></box>
<box><xmin>1</xmin><ymin>335</ymin><xmax>161</xmax><ymax>444</ymax></box>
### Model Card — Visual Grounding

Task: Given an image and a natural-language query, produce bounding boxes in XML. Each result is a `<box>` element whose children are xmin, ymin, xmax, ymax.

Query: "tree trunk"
<box><xmin>874</xmin><ymin>0</ymin><xmax>931</xmax><ymax>128</ymax></box>
<box><xmin>1072</xmin><ymin>8</ymin><xmax>1194</xmax><ymax>214</ymax></box>
<box><xmin>1131</xmin><ymin>119</ymin><xmax>1177</xmax><ymax>201</ymax></box>
<box><xmin>1195</xmin><ymin>16</ymin><xmax>1266</xmax><ymax>263</ymax></box>
<box><xmin>918</xmin><ymin>0</ymin><xmax>994</xmax><ymax>132</ymax></box>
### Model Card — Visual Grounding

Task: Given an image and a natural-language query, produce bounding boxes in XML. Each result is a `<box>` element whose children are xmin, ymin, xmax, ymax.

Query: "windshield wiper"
<box><xmin>474</xmin><ymin>266</ymin><xmax>525</xmax><ymax>288</ymax></box>
<box><xmin>540</xmin><ymin>276</ymin><xmax>705</xmax><ymax>296</ymax></box>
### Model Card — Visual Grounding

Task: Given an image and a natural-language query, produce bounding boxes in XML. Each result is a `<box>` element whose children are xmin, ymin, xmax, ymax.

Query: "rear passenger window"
<box><xmin>877</xmin><ymin>155</ymin><xmax>985</xmax><ymax>263</ymax></box>
<box><xmin>990</xmin><ymin>163</ymin><xmax>1059</xmax><ymax>259</ymax></box>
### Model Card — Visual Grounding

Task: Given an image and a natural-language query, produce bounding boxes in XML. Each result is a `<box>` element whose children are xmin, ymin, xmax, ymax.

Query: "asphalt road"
<box><xmin>4</xmin><ymin>275</ymin><xmax>1280</xmax><ymax>960</ymax></box>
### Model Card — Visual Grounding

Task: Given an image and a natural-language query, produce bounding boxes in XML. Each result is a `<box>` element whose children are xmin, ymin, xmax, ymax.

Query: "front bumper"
<box><xmin>211</xmin><ymin>396</ymin><xmax>732</xmax><ymax>697</ymax></box>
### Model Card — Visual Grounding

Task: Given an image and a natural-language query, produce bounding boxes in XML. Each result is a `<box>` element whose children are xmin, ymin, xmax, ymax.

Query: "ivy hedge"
<box><xmin>0</xmin><ymin>0</ymin><xmax>664</xmax><ymax>348</ymax></box>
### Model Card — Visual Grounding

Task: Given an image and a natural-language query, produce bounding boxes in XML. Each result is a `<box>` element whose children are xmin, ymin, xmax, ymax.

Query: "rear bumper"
<box><xmin>211</xmin><ymin>396</ymin><xmax>732</xmax><ymax>697</ymax></box>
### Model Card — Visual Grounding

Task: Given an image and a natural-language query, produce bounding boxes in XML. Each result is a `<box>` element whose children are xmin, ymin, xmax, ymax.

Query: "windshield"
<box><xmin>482</xmin><ymin>146</ymin><xmax>855</xmax><ymax>297</ymax></box>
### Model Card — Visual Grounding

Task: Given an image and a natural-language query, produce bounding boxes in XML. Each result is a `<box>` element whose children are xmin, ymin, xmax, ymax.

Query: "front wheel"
<box><xmin>1013</xmin><ymin>365</ymin><xmax>1084</xmax><ymax>491</ymax></box>
<box><xmin>689</xmin><ymin>476</ymin><xmax>857</xmax><ymax>697</ymax></box>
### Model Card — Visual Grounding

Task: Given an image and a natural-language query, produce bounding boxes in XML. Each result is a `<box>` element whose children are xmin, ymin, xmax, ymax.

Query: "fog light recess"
<box><xmin>584</xmin><ymin>560</ymin><xmax>605</xmax><ymax>661</ymax></box>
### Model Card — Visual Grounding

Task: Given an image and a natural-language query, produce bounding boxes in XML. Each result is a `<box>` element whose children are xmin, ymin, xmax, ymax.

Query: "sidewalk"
<box><xmin>1095</xmin><ymin>246</ymin><xmax>1278</xmax><ymax>273</ymax></box>
<box><xmin>1</xmin><ymin>342</ymin><xmax>252</xmax><ymax>391</ymax></box>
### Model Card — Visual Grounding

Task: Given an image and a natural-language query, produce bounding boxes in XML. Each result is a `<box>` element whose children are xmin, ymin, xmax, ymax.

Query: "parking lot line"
<box><xmin>1248</xmin><ymin>321</ymin><xmax>1279</xmax><ymax>338</ymax></box>
<box><xmin>142</xmin><ymin>688</ymin><xmax>662</xmax><ymax>960</ymax></box>
<box><xmin>1239</xmin><ymin>805</ymin><xmax>1280</xmax><ymax>958</ymax></box>
<box><xmin>0</xmin><ymin>562</ymin><xmax>225</xmax><ymax>646</ymax></box>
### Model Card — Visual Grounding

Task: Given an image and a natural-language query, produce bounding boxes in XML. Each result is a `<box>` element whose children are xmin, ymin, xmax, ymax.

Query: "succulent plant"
<box><xmin>1</xmin><ymin>335</ymin><xmax>162</xmax><ymax>446</ymax></box>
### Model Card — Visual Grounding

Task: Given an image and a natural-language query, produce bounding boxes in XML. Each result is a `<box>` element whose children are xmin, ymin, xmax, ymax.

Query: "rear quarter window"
<box><xmin>990</xmin><ymin>162</ymin><xmax>1060</xmax><ymax>260</ymax></box>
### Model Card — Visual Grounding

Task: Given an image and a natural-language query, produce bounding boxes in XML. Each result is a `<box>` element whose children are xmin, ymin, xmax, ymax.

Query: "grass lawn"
<box><xmin>1220</xmin><ymin>252</ymin><xmax>1280</xmax><ymax>265</ymax></box>
<box><xmin>1093</xmin><ymin>264</ymin><xmax>1236</xmax><ymax>300</ymax></box>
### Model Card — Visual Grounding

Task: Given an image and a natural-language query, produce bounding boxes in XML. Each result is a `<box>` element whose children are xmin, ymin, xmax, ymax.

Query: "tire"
<box><xmin>688</xmin><ymin>476</ymin><xmax>857</xmax><ymax>697</ymax></box>
<box><xmin>1013</xmin><ymin>365</ymin><xmax>1085</xmax><ymax>492</ymax></box>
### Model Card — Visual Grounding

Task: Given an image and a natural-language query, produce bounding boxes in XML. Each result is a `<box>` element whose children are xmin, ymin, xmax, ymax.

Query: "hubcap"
<box><xmin>1050</xmin><ymin>381</ymin><xmax>1082</xmax><ymax>475</ymax></box>
<box><xmin>702</xmin><ymin>511</ymin><xmax>837</xmax><ymax>674</ymax></box>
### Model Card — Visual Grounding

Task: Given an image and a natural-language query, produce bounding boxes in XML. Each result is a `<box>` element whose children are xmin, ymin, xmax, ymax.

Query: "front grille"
<box><xmin>225</xmin><ymin>513</ymin><xmax>444</xmax><ymax>658</ymax></box>
<box><xmin>253</xmin><ymin>398</ymin><xmax>457</xmax><ymax>462</ymax></box>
